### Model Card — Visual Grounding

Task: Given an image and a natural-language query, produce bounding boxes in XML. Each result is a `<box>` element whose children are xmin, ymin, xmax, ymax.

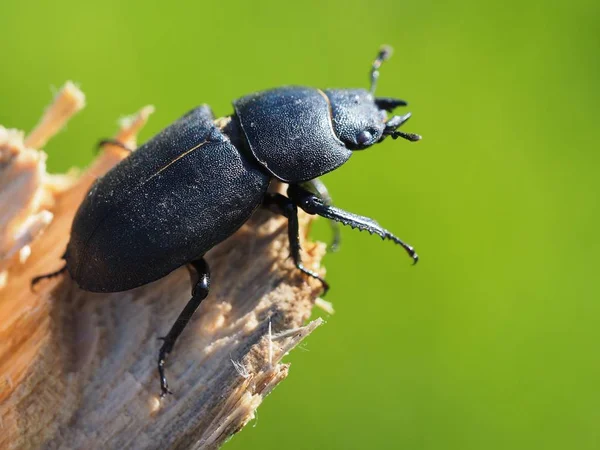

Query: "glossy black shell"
<box><xmin>65</xmin><ymin>106</ymin><xmax>270</xmax><ymax>292</ymax></box>
<box><xmin>233</xmin><ymin>87</ymin><xmax>352</xmax><ymax>183</ymax></box>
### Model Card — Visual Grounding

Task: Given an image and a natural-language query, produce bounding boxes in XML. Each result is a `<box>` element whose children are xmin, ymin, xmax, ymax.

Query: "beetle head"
<box><xmin>324</xmin><ymin>46</ymin><xmax>421</xmax><ymax>150</ymax></box>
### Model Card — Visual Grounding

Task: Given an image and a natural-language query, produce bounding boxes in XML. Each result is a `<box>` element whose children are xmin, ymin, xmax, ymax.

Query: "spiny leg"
<box><xmin>158</xmin><ymin>258</ymin><xmax>210</xmax><ymax>397</ymax></box>
<box><xmin>288</xmin><ymin>184</ymin><xmax>418</xmax><ymax>264</ymax></box>
<box><xmin>31</xmin><ymin>264</ymin><xmax>67</xmax><ymax>292</ymax></box>
<box><xmin>263</xmin><ymin>193</ymin><xmax>329</xmax><ymax>294</ymax></box>
<box><xmin>301</xmin><ymin>178</ymin><xmax>341</xmax><ymax>252</ymax></box>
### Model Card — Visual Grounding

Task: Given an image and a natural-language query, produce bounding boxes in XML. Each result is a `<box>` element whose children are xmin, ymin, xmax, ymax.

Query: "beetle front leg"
<box><xmin>263</xmin><ymin>193</ymin><xmax>329</xmax><ymax>294</ymax></box>
<box><xmin>301</xmin><ymin>178</ymin><xmax>341</xmax><ymax>252</ymax></box>
<box><xmin>158</xmin><ymin>258</ymin><xmax>210</xmax><ymax>397</ymax></box>
<box><xmin>287</xmin><ymin>184</ymin><xmax>418</xmax><ymax>264</ymax></box>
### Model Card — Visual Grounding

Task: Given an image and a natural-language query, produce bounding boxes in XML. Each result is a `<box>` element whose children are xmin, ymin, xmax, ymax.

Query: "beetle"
<box><xmin>32</xmin><ymin>46</ymin><xmax>421</xmax><ymax>397</ymax></box>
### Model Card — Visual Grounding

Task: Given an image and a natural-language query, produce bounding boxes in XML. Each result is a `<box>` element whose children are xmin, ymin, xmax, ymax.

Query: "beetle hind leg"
<box><xmin>157</xmin><ymin>258</ymin><xmax>210</xmax><ymax>397</ymax></box>
<box><xmin>263</xmin><ymin>193</ymin><xmax>330</xmax><ymax>295</ymax></box>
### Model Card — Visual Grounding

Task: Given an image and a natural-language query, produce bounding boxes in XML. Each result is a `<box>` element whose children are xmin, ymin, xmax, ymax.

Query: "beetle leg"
<box><xmin>263</xmin><ymin>193</ymin><xmax>329</xmax><ymax>295</ymax></box>
<box><xmin>301</xmin><ymin>179</ymin><xmax>341</xmax><ymax>252</ymax></box>
<box><xmin>30</xmin><ymin>264</ymin><xmax>68</xmax><ymax>292</ymax></box>
<box><xmin>157</xmin><ymin>258</ymin><xmax>210</xmax><ymax>397</ymax></box>
<box><xmin>288</xmin><ymin>184</ymin><xmax>418</xmax><ymax>264</ymax></box>
<box><xmin>96</xmin><ymin>139</ymin><xmax>133</xmax><ymax>153</ymax></box>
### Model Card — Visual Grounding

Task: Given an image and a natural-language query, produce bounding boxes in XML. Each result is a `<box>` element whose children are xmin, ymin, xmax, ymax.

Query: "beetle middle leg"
<box><xmin>263</xmin><ymin>193</ymin><xmax>329</xmax><ymax>294</ymax></box>
<box><xmin>287</xmin><ymin>184</ymin><xmax>419</xmax><ymax>264</ymax></box>
<box><xmin>157</xmin><ymin>257</ymin><xmax>210</xmax><ymax>397</ymax></box>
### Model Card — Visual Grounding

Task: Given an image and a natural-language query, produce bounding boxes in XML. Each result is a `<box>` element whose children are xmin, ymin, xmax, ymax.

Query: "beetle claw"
<box><xmin>411</xmin><ymin>252</ymin><xmax>419</xmax><ymax>265</ymax></box>
<box><xmin>159</xmin><ymin>388</ymin><xmax>173</xmax><ymax>398</ymax></box>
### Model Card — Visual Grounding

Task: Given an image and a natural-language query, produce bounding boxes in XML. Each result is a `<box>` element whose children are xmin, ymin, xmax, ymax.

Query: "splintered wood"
<box><xmin>0</xmin><ymin>83</ymin><xmax>326</xmax><ymax>450</ymax></box>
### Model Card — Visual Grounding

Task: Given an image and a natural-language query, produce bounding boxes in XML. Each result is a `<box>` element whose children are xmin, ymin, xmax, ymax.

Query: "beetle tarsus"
<box><xmin>157</xmin><ymin>258</ymin><xmax>210</xmax><ymax>397</ymax></box>
<box><xmin>287</xmin><ymin>184</ymin><xmax>418</xmax><ymax>264</ymax></box>
<box><xmin>297</xmin><ymin>263</ymin><xmax>330</xmax><ymax>294</ymax></box>
<box><xmin>31</xmin><ymin>265</ymin><xmax>68</xmax><ymax>292</ymax></box>
<box><xmin>263</xmin><ymin>193</ymin><xmax>330</xmax><ymax>295</ymax></box>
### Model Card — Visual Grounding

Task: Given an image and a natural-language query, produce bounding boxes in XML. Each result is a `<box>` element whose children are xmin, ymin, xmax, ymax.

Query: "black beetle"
<box><xmin>33</xmin><ymin>46</ymin><xmax>421</xmax><ymax>397</ymax></box>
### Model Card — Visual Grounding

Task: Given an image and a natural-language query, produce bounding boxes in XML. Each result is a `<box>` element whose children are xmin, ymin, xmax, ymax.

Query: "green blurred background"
<box><xmin>2</xmin><ymin>0</ymin><xmax>599</xmax><ymax>448</ymax></box>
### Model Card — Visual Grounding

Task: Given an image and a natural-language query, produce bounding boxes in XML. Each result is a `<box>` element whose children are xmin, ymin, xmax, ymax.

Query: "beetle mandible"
<box><xmin>33</xmin><ymin>46</ymin><xmax>421</xmax><ymax>397</ymax></box>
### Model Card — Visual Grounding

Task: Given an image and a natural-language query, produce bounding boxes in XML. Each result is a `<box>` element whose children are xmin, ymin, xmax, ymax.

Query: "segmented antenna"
<box><xmin>370</xmin><ymin>45</ymin><xmax>393</xmax><ymax>94</ymax></box>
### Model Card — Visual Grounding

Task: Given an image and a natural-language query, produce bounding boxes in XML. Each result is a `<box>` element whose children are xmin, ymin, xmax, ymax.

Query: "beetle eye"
<box><xmin>357</xmin><ymin>130</ymin><xmax>373</xmax><ymax>146</ymax></box>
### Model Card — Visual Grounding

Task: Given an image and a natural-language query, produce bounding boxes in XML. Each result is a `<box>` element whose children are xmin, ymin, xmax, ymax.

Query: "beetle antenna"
<box><xmin>370</xmin><ymin>45</ymin><xmax>393</xmax><ymax>95</ymax></box>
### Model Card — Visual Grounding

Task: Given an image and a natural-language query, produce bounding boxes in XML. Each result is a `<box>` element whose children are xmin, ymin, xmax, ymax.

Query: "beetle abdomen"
<box><xmin>66</xmin><ymin>106</ymin><xmax>270</xmax><ymax>292</ymax></box>
<box><xmin>233</xmin><ymin>87</ymin><xmax>352</xmax><ymax>183</ymax></box>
